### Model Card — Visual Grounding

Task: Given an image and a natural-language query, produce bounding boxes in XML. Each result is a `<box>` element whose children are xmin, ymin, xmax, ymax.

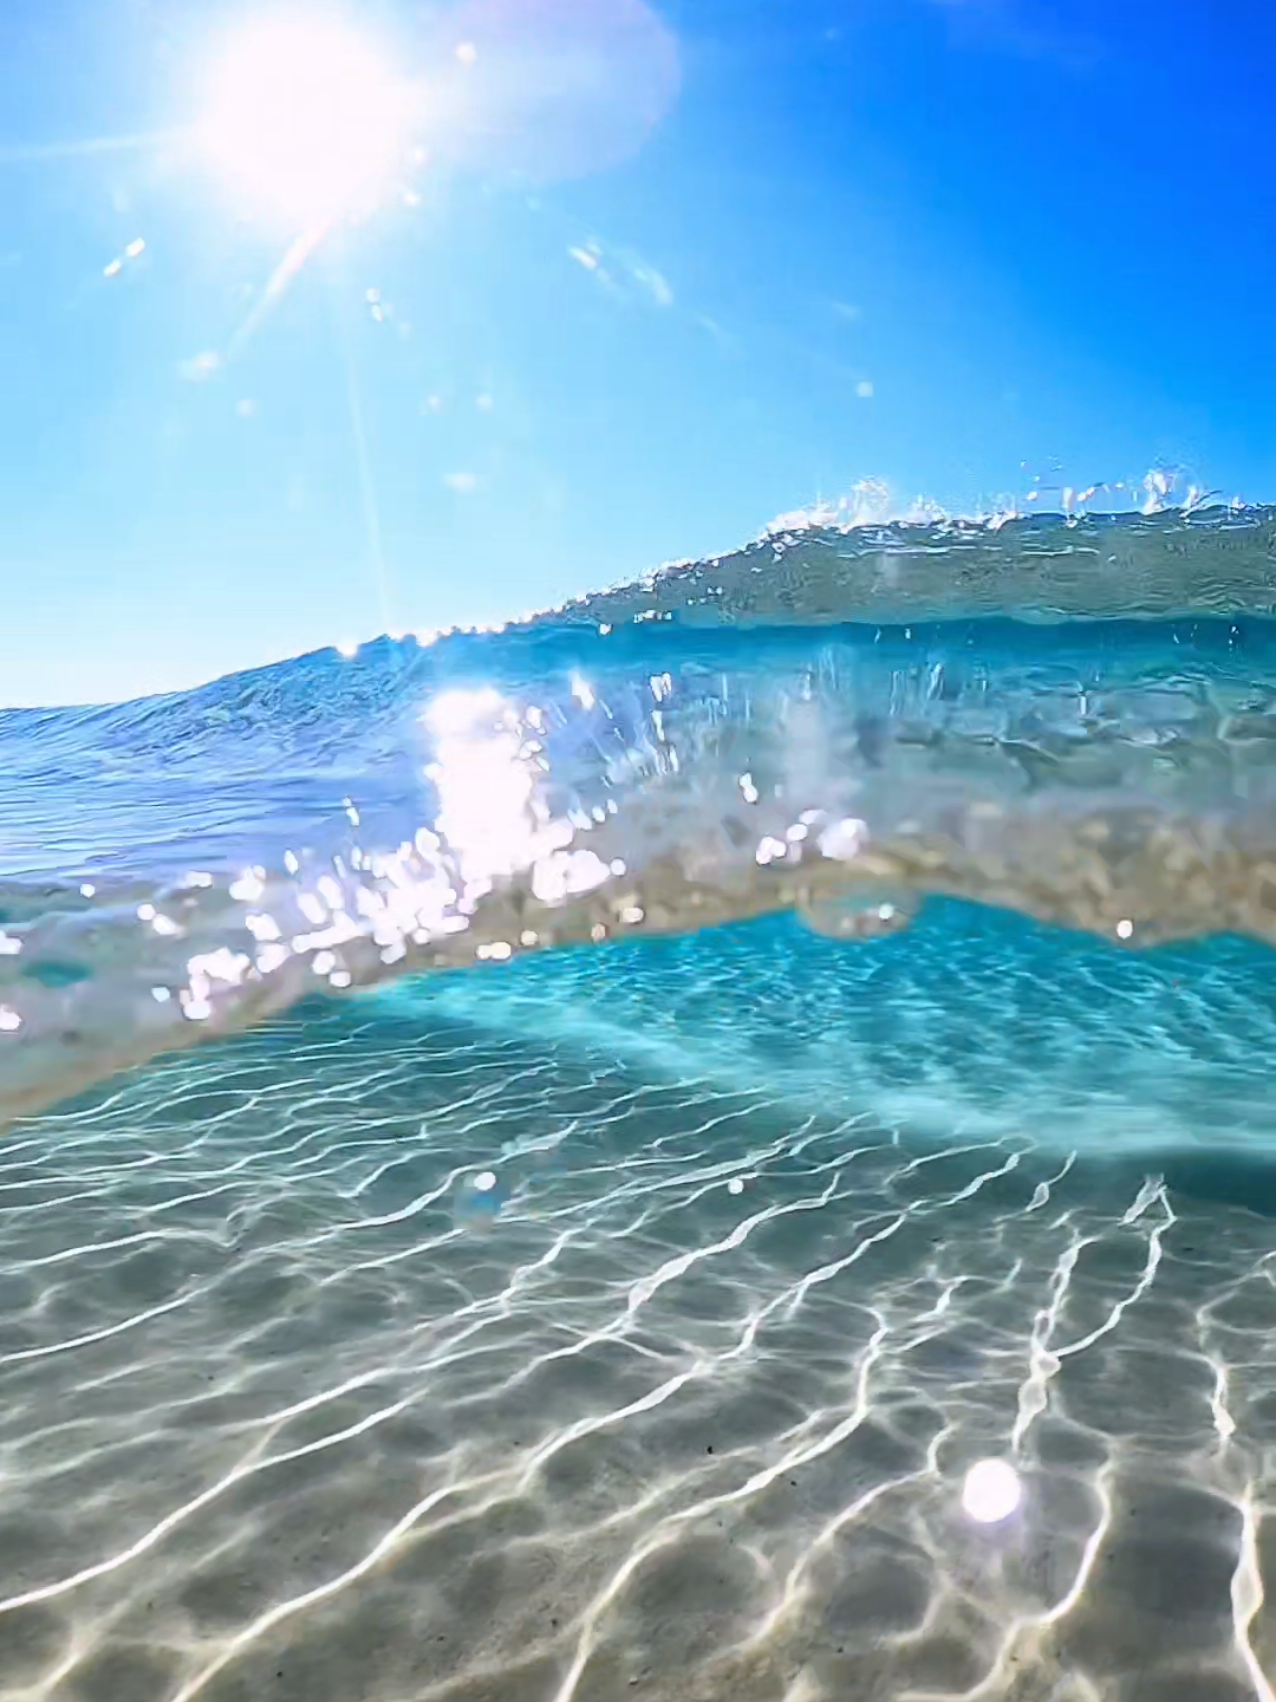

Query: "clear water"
<box><xmin>4</xmin><ymin>510</ymin><xmax>1276</xmax><ymax>1700</ymax></box>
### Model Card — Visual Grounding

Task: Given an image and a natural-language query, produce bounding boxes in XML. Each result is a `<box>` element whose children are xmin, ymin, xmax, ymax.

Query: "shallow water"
<box><xmin>5</xmin><ymin>512</ymin><xmax>1276</xmax><ymax>1699</ymax></box>
<box><xmin>4</xmin><ymin>916</ymin><xmax>1276</xmax><ymax>1701</ymax></box>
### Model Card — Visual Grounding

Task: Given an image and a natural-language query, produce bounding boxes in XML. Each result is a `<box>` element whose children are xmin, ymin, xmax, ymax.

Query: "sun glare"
<box><xmin>198</xmin><ymin>15</ymin><xmax>411</xmax><ymax>227</ymax></box>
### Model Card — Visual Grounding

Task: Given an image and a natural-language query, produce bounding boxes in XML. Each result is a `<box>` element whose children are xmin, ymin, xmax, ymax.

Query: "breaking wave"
<box><xmin>4</xmin><ymin>504</ymin><xmax>1276</xmax><ymax>1124</ymax></box>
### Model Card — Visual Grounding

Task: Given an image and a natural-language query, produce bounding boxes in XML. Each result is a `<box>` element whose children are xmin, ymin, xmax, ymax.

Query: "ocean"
<box><xmin>3</xmin><ymin>507</ymin><xmax>1276</xmax><ymax>1701</ymax></box>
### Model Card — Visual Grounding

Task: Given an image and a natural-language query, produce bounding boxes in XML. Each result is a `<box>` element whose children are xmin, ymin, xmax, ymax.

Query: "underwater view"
<box><xmin>5</xmin><ymin>511</ymin><xmax>1276</xmax><ymax>1700</ymax></box>
<box><xmin>6</xmin><ymin>0</ymin><xmax>1276</xmax><ymax>1697</ymax></box>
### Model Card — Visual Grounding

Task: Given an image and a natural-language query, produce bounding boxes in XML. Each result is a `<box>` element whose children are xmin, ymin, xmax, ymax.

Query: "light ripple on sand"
<box><xmin>0</xmin><ymin>994</ymin><xmax>1272</xmax><ymax>1701</ymax></box>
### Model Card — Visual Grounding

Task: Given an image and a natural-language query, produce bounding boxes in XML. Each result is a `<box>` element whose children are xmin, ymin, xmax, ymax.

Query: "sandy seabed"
<box><xmin>1</xmin><ymin>947</ymin><xmax>1276</xmax><ymax>1702</ymax></box>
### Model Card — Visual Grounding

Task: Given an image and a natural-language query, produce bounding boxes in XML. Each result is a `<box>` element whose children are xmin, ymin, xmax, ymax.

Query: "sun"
<box><xmin>197</xmin><ymin>14</ymin><xmax>412</xmax><ymax>228</ymax></box>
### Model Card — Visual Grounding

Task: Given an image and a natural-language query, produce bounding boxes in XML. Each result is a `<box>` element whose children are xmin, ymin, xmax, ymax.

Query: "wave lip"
<box><xmin>536</xmin><ymin>504</ymin><xmax>1276</xmax><ymax>629</ymax></box>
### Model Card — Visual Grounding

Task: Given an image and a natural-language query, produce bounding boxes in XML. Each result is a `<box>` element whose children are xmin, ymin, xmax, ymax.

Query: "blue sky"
<box><xmin>1</xmin><ymin>0</ymin><xmax>1272</xmax><ymax>705</ymax></box>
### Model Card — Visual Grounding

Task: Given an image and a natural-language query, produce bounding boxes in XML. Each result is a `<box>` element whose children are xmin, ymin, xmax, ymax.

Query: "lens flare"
<box><xmin>961</xmin><ymin>1459</ymin><xmax>1022</xmax><ymax>1524</ymax></box>
<box><xmin>426</xmin><ymin>0</ymin><xmax>679</xmax><ymax>183</ymax></box>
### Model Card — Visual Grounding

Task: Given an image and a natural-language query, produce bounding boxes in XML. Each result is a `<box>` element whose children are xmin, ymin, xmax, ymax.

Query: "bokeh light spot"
<box><xmin>961</xmin><ymin>1459</ymin><xmax>1022</xmax><ymax>1524</ymax></box>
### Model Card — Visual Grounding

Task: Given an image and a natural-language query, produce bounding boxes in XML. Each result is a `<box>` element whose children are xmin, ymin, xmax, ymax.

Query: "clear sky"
<box><xmin>1</xmin><ymin>0</ymin><xmax>1273</xmax><ymax>705</ymax></box>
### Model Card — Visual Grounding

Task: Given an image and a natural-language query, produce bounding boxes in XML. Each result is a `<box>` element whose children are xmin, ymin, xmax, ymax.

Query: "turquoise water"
<box><xmin>4</xmin><ymin>511</ymin><xmax>1276</xmax><ymax>1699</ymax></box>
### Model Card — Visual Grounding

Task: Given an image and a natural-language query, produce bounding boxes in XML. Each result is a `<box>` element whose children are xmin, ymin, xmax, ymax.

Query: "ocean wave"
<box><xmin>538</xmin><ymin>502</ymin><xmax>1276</xmax><ymax>629</ymax></box>
<box><xmin>5</xmin><ymin>506</ymin><xmax>1276</xmax><ymax>1124</ymax></box>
